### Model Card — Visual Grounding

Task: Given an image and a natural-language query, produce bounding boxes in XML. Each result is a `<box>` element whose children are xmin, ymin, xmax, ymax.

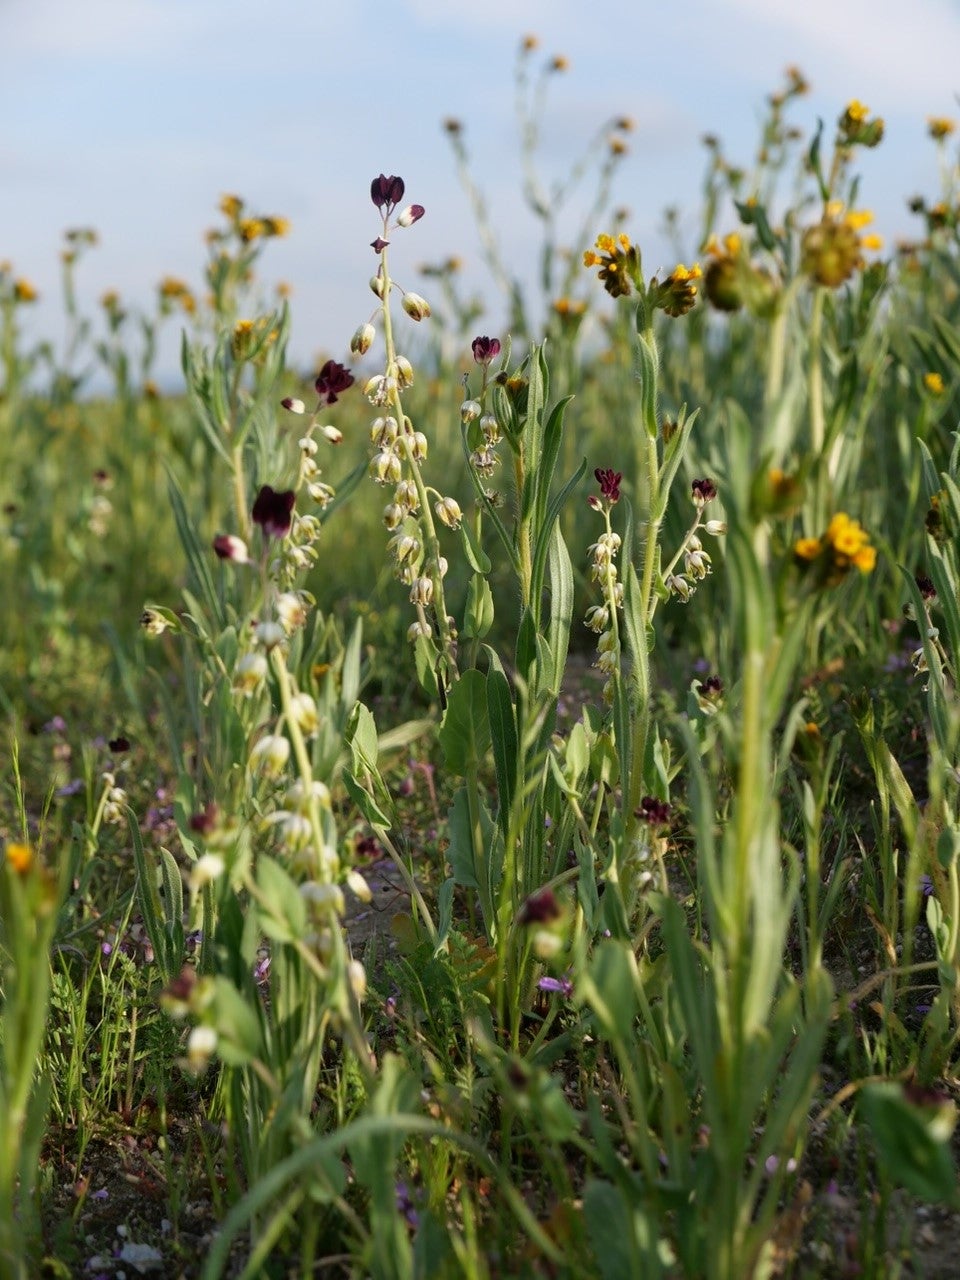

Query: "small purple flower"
<box><xmin>395</xmin><ymin>1181</ymin><xmax>420</xmax><ymax>1229</ymax></box>
<box><xmin>56</xmin><ymin>778</ymin><xmax>84</xmax><ymax>798</ymax></box>
<box><xmin>371</xmin><ymin>174</ymin><xmax>405</xmax><ymax>216</ymax></box>
<box><xmin>691</xmin><ymin>477</ymin><xmax>718</xmax><ymax>507</ymax></box>
<box><xmin>213</xmin><ymin>533</ymin><xmax>250</xmax><ymax>563</ymax></box>
<box><xmin>252</xmin><ymin>485</ymin><xmax>296</xmax><ymax>539</ymax></box>
<box><xmin>314</xmin><ymin>359</ymin><xmax>355</xmax><ymax>405</ymax></box>
<box><xmin>636</xmin><ymin>796</ymin><xmax>672</xmax><ymax>826</ymax></box>
<box><xmin>920</xmin><ymin>874</ymin><xmax>934</xmax><ymax>897</ymax></box>
<box><xmin>370</xmin><ymin>236</ymin><xmax>390</xmax><ymax>253</ymax></box>
<box><xmin>538</xmin><ymin>974</ymin><xmax>574</xmax><ymax>998</ymax></box>
<box><xmin>43</xmin><ymin>715</ymin><xmax>68</xmax><ymax>734</ymax></box>
<box><xmin>471</xmin><ymin>335</ymin><xmax>501</xmax><ymax>365</ymax></box>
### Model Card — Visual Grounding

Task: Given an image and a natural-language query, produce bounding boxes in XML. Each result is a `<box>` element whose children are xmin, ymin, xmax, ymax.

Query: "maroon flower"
<box><xmin>314</xmin><ymin>359</ymin><xmax>355</xmax><ymax>405</ymax></box>
<box><xmin>212</xmin><ymin>533</ymin><xmax>250</xmax><ymax>563</ymax></box>
<box><xmin>696</xmin><ymin>674</ymin><xmax>724</xmax><ymax>703</ymax></box>
<box><xmin>471</xmin><ymin>335</ymin><xmax>501</xmax><ymax>365</ymax></box>
<box><xmin>691</xmin><ymin>477</ymin><xmax>718</xmax><ymax>506</ymax></box>
<box><xmin>594</xmin><ymin>467</ymin><xmax>622</xmax><ymax>503</ymax></box>
<box><xmin>916</xmin><ymin>574</ymin><xmax>937</xmax><ymax>601</ymax></box>
<box><xmin>371</xmin><ymin>174</ymin><xmax>405</xmax><ymax>215</ymax></box>
<box><xmin>517</xmin><ymin>886</ymin><xmax>561</xmax><ymax>925</ymax></box>
<box><xmin>370</xmin><ymin>237</ymin><xmax>390</xmax><ymax>253</ymax></box>
<box><xmin>252</xmin><ymin>485</ymin><xmax>296</xmax><ymax>539</ymax></box>
<box><xmin>636</xmin><ymin>796</ymin><xmax>672</xmax><ymax>826</ymax></box>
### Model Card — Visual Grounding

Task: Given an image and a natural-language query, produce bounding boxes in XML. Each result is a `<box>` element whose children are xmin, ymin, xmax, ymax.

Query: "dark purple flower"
<box><xmin>370</xmin><ymin>237</ymin><xmax>390</xmax><ymax>253</ymax></box>
<box><xmin>314</xmin><ymin>359</ymin><xmax>355</xmax><ymax>405</ymax></box>
<box><xmin>691</xmin><ymin>477</ymin><xmax>718</xmax><ymax>506</ymax></box>
<box><xmin>697</xmin><ymin>674</ymin><xmax>724</xmax><ymax>703</ymax></box>
<box><xmin>471</xmin><ymin>335</ymin><xmax>502</xmax><ymax>365</ymax></box>
<box><xmin>189</xmin><ymin>803</ymin><xmax>220</xmax><ymax>836</ymax></box>
<box><xmin>916</xmin><ymin>574</ymin><xmax>937</xmax><ymax>601</ymax></box>
<box><xmin>252</xmin><ymin>485</ymin><xmax>296</xmax><ymax>539</ymax></box>
<box><xmin>371</xmin><ymin>174</ymin><xmax>405</xmax><ymax>215</ymax></box>
<box><xmin>594</xmin><ymin>467</ymin><xmax>622</xmax><ymax>503</ymax></box>
<box><xmin>518</xmin><ymin>886</ymin><xmax>561</xmax><ymax>925</ymax></box>
<box><xmin>636</xmin><ymin>796</ymin><xmax>672</xmax><ymax>826</ymax></box>
<box><xmin>212</xmin><ymin>533</ymin><xmax>250</xmax><ymax>563</ymax></box>
<box><xmin>108</xmin><ymin>735</ymin><xmax>130</xmax><ymax>754</ymax></box>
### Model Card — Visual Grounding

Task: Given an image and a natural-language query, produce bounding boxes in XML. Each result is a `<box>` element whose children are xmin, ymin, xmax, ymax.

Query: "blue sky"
<box><xmin>3</xmin><ymin>0</ymin><xmax>959</xmax><ymax>382</ymax></box>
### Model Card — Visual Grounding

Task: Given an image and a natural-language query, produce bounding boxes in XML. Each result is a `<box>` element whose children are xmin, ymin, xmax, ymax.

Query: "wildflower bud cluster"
<box><xmin>665</xmin><ymin>479</ymin><xmax>725</xmax><ymax>603</ymax></box>
<box><xmin>463</xmin><ymin>336</ymin><xmax>504</xmax><ymax>485</ymax></box>
<box><xmin>585</xmin><ymin>468</ymin><xmax>625</xmax><ymax>702</ymax></box>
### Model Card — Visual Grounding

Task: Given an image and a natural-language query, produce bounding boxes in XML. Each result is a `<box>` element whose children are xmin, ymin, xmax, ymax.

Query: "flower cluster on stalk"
<box><xmin>585</xmin><ymin>468</ymin><xmax>625</xmax><ymax>702</ymax></box>
<box><xmin>793</xmin><ymin>512</ymin><xmax>876</xmax><ymax>583</ymax></box>
<box><xmin>664</xmin><ymin>479</ymin><xmax>725</xmax><ymax>603</ymax></box>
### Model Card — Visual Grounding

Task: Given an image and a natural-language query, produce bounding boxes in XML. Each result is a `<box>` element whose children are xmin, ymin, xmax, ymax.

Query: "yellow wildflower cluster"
<box><xmin>928</xmin><ymin>117</ymin><xmax>957</xmax><ymax>141</ymax></box>
<box><xmin>217</xmin><ymin>194</ymin><xmax>291</xmax><ymax>242</ymax></box>
<box><xmin>5</xmin><ymin>842</ymin><xmax>32</xmax><ymax>874</ymax></box>
<box><xmin>801</xmin><ymin>203</ymin><xmax>883</xmax><ymax>288</ymax></box>
<box><xmin>12</xmin><ymin>278</ymin><xmax>38</xmax><ymax>303</ymax></box>
<box><xmin>583</xmin><ymin>232</ymin><xmax>639</xmax><ymax>298</ymax></box>
<box><xmin>794</xmin><ymin>512</ymin><xmax>876</xmax><ymax>581</ymax></box>
<box><xmin>158</xmin><ymin>276</ymin><xmax>197</xmax><ymax>315</ymax></box>
<box><xmin>839</xmin><ymin>99</ymin><xmax>884</xmax><ymax>147</ymax></box>
<box><xmin>655</xmin><ymin>262</ymin><xmax>702</xmax><ymax>317</ymax></box>
<box><xmin>924</xmin><ymin>371</ymin><xmax>946</xmax><ymax>396</ymax></box>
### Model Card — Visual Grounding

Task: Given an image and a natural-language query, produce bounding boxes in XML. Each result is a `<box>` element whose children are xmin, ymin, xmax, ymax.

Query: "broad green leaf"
<box><xmin>438</xmin><ymin>669</ymin><xmax>491</xmax><ymax>774</ymax></box>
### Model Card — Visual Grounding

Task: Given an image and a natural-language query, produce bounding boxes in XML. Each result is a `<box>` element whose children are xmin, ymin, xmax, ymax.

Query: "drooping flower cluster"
<box><xmin>585</xmin><ymin>468</ymin><xmax>625</xmax><ymax>701</ymax></box>
<box><xmin>664</xmin><ymin>479</ymin><xmax>725</xmax><ymax>603</ymax></box>
<box><xmin>793</xmin><ymin>512</ymin><xmax>877</xmax><ymax>582</ymax></box>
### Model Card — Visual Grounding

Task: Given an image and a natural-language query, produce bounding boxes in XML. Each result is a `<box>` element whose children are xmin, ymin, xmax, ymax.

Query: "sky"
<box><xmin>3</xmin><ymin>0</ymin><xmax>959</xmax><ymax>385</ymax></box>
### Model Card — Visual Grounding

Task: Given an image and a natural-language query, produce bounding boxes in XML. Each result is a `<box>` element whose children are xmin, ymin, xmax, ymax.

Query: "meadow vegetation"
<box><xmin>4</xmin><ymin>41</ymin><xmax>960</xmax><ymax>1279</ymax></box>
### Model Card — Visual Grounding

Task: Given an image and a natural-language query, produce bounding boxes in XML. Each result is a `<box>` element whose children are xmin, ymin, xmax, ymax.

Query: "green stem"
<box><xmin>809</xmin><ymin>287</ymin><xmax>826</xmax><ymax>526</ymax></box>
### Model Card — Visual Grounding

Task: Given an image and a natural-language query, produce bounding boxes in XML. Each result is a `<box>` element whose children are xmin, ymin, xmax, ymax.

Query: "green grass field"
<box><xmin>4</xmin><ymin>63</ymin><xmax>960</xmax><ymax>1278</ymax></box>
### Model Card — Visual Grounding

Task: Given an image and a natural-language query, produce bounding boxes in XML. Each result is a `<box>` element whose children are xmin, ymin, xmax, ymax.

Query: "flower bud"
<box><xmin>281</xmin><ymin>397</ymin><xmax>306</xmax><ymax>414</ymax></box>
<box><xmin>383</xmin><ymin>503</ymin><xmax>404</xmax><ymax>529</ymax></box>
<box><xmin>410</xmin><ymin>576</ymin><xmax>434</xmax><ymax>606</ymax></box>
<box><xmin>397</xmin><ymin>203</ymin><xmax>425</xmax><ymax>227</ymax></box>
<box><xmin>369</xmin><ymin>274</ymin><xmax>386</xmax><ymax>299</ymax></box>
<box><xmin>321</xmin><ymin>424</ymin><xmax>343</xmax><ymax>444</ymax></box>
<box><xmin>189</xmin><ymin>853</ymin><xmax>225</xmax><ymax>892</ymax></box>
<box><xmin>299</xmin><ymin>436</ymin><xmax>318</xmax><ymax>455</ymax></box>
<box><xmin>234</xmin><ymin>652</ymin><xmax>268</xmax><ymax>695</ymax></box>
<box><xmin>346</xmin><ymin>869</ymin><xmax>373</xmax><ymax>903</ymax></box>
<box><xmin>394</xmin><ymin>480</ymin><xmax>419</xmax><ymax>512</ymax></box>
<box><xmin>276</xmin><ymin>592</ymin><xmax>308</xmax><ymax>634</ymax></box>
<box><xmin>704</xmin><ymin>519</ymin><xmax>727</xmax><ymax>536</ymax></box>
<box><xmin>255</xmin><ymin>620</ymin><xmax>286</xmax><ymax>649</ymax></box>
<box><xmin>186</xmin><ymin>1026</ymin><xmax>218</xmax><ymax>1073</ymax></box>
<box><xmin>289</xmin><ymin>692</ymin><xmax>320</xmax><ymax>737</ymax></box>
<box><xmin>410</xmin><ymin>431</ymin><xmax>428</xmax><ymax>460</ymax></box>
<box><xmin>394</xmin><ymin>355</ymin><xmax>414</xmax><ymax>388</ymax></box>
<box><xmin>407</xmin><ymin>620</ymin><xmax>432</xmax><ymax>641</ymax></box>
<box><xmin>460</xmin><ymin>399</ymin><xmax>482</xmax><ymax>423</ymax></box>
<box><xmin>347</xmin><ymin>959</ymin><xmax>367</xmax><ymax>1000</ymax></box>
<box><xmin>213</xmin><ymin>534</ymin><xmax>250</xmax><ymax>563</ymax></box>
<box><xmin>300</xmin><ymin>881</ymin><xmax>345</xmax><ymax>916</ymax></box>
<box><xmin>371</xmin><ymin>449</ymin><xmax>402</xmax><ymax>485</ymax></box>
<box><xmin>434</xmin><ymin>496</ymin><xmax>462</xmax><ymax>529</ymax></box>
<box><xmin>350</xmin><ymin>322</ymin><xmax>376</xmax><ymax>355</ymax></box>
<box><xmin>249</xmin><ymin>734</ymin><xmax>291</xmax><ymax>777</ymax></box>
<box><xmin>402</xmin><ymin>292</ymin><xmax>431</xmax><ymax>321</ymax></box>
<box><xmin>371</xmin><ymin>415</ymin><xmax>399</xmax><ymax>447</ymax></box>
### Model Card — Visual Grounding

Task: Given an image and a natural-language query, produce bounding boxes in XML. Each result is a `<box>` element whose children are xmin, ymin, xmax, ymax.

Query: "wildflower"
<box><xmin>583</xmin><ymin>232</ymin><xmax>639</xmax><ymax>298</ymax></box>
<box><xmin>234</xmin><ymin>652</ymin><xmax>268</xmax><ymax>695</ymax></box>
<box><xmin>410</xmin><ymin>576</ymin><xmax>433</xmax><ymax>606</ymax></box>
<box><xmin>213</xmin><ymin>533</ymin><xmax>249</xmax><ymax>563</ymax></box>
<box><xmin>684</xmin><ymin>535</ymin><xmax>712</xmax><ymax>579</ymax></box>
<box><xmin>550</xmin><ymin>55</ymin><xmax>569</xmax><ymax>72</ymax></box>
<box><xmin>249</xmin><ymin>734</ymin><xmax>291</xmax><ymax>777</ymax></box>
<box><xmin>346</xmin><ymin>869</ymin><xmax>373</xmax><ymax>903</ymax></box>
<box><xmin>592</xmin><ymin>467</ymin><xmax>622</xmax><ymax>505</ymax></box>
<box><xmin>262</xmin><ymin>216</ymin><xmax>290</xmax><ymax>237</ymax></box>
<box><xmin>928</xmin><ymin>117</ymin><xmax>957</xmax><ymax>141</ymax></box>
<box><xmin>289</xmin><ymin>691</ymin><xmax>320</xmax><ymax>736</ymax></box>
<box><xmin>695</xmin><ymin>674</ymin><xmax>724</xmax><ymax>711</ymax></box>
<box><xmin>301</xmin><ymin>881</ymin><xmax>345</xmax><ymax>916</ymax></box>
<box><xmin>402</xmin><ymin>292</ymin><xmax>431</xmax><ymax>321</ymax></box>
<box><xmin>5</xmin><ymin>842</ymin><xmax>32</xmax><ymax>875</ymax></box>
<box><xmin>275</xmin><ymin>591</ymin><xmax>308</xmax><ymax>634</ymax></box>
<box><xmin>916</xmin><ymin>574</ymin><xmax>937</xmax><ymax>601</ymax></box>
<box><xmin>397</xmin><ymin>203</ymin><xmax>425</xmax><ymax>227</ymax></box>
<box><xmin>518</xmin><ymin>886</ymin><xmax>561</xmax><ymax>924</ymax></box>
<box><xmin>371</xmin><ymin>174</ymin><xmax>405</xmax><ymax>216</ymax></box>
<box><xmin>471</xmin><ymin>335</ymin><xmax>501</xmax><ymax>365</ymax></box>
<box><xmin>255</xmin><ymin>620</ymin><xmax>285</xmax><ymax>649</ymax></box>
<box><xmin>666</xmin><ymin>573</ymin><xmax>693</xmax><ymax>602</ymax></box>
<box><xmin>839</xmin><ymin>100</ymin><xmax>884</xmax><ymax>147</ymax></box>
<box><xmin>656</xmin><ymin>263</ymin><xmax>702</xmax><ymax>317</ymax></box>
<box><xmin>434</xmin><ymin>496</ymin><xmax>462</xmax><ymax>529</ymax></box>
<box><xmin>347</xmin><ymin>959</ymin><xmax>367</xmax><ymax>1001</ymax></box>
<box><xmin>314</xmin><ymin>359</ymin><xmax>355</xmax><ymax>405</ymax></box>
<box><xmin>924</xmin><ymin>371</ymin><xmax>945</xmax><ymax>396</ymax></box>
<box><xmin>802</xmin><ymin>206</ymin><xmax>883</xmax><ymax>288</ymax></box>
<box><xmin>691</xmin><ymin>478</ymin><xmax>717</xmax><ymax>507</ymax></box>
<box><xmin>460</xmin><ymin>399</ymin><xmax>482</xmax><ymax>424</ymax></box>
<box><xmin>189</xmin><ymin>854</ymin><xmax>225</xmax><ymax>892</ymax></box>
<box><xmin>13</xmin><ymin>279</ymin><xmax>38</xmax><ymax>303</ymax></box>
<box><xmin>351</xmin><ymin>323</ymin><xmax>376</xmax><ymax>355</ymax></box>
<box><xmin>252</xmin><ymin>485</ymin><xmax>296</xmax><ymax>539</ymax></box>
<box><xmin>636</xmin><ymin>796</ymin><xmax>672</xmax><ymax>825</ymax></box>
<box><xmin>186</xmin><ymin>1026</ymin><xmax>217</xmax><ymax>1072</ymax></box>
<box><xmin>538</xmin><ymin>973</ymin><xmax>573</xmax><ymax>998</ymax></box>
<box><xmin>281</xmin><ymin>397</ymin><xmax>306</xmax><ymax>414</ymax></box>
<box><xmin>795</xmin><ymin>513</ymin><xmax>876</xmax><ymax>581</ymax></box>
<box><xmin>140</xmin><ymin>607</ymin><xmax>171</xmax><ymax>636</ymax></box>
<box><xmin>220</xmin><ymin>193</ymin><xmax>243</xmax><ymax>220</ymax></box>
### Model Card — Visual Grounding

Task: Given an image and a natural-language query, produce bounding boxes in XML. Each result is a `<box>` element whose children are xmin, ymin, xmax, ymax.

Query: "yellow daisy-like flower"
<box><xmin>928</xmin><ymin>117</ymin><xmax>957</xmax><ymax>141</ymax></box>
<box><xmin>925</xmin><ymin>371</ymin><xmax>946</xmax><ymax>395</ymax></box>
<box><xmin>826</xmin><ymin>512</ymin><xmax>869</xmax><ymax>557</ymax></box>
<box><xmin>5</xmin><ymin>842</ymin><xmax>32</xmax><ymax>874</ymax></box>
<box><xmin>845</xmin><ymin>99</ymin><xmax>870</xmax><ymax>124</ymax></box>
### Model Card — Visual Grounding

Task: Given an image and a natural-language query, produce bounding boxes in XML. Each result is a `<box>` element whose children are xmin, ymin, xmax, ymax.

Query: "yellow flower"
<box><xmin>238</xmin><ymin>217</ymin><xmax>265</xmax><ymax>242</ymax></box>
<box><xmin>845</xmin><ymin>99</ymin><xmax>870</xmax><ymax>123</ymax></box>
<box><xmin>13</xmin><ymin>278</ymin><xmax>38</xmax><ymax>303</ymax></box>
<box><xmin>583</xmin><ymin>232</ymin><xmax>639</xmax><ymax>298</ymax></box>
<box><xmin>925</xmin><ymin>371</ymin><xmax>945</xmax><ymax>395</ymax></box>
<box><xmin>928</xmin><ymin>117</ymin><xmax>957</xmax><ymax>141</ymax></box>
<box><xmin>827</xmin><ymin>513</ymin><xmax>868</xmax><ymax>556</ymax></box>
<box><xmin>263</xmin><ymin>216</ymin><xmax>291</xmax><ymax>238</ymax></box>
<box><xmin>220</xmin><ymin>193</ymin><xmax>243</xmax><ymax>220</ymax></box>
<box><xmin>5</xmin><ymin>842</ymin><xmax>32</xmax><ymax>874</ymax></box>
<box><xmin>794</xmin><ymin>537</ymin><xmax>823</xmax><ymax>561</ymax></box>
<box><xmin>550</xmin><ymin>55</ymin><xmax>569</xmax><ymax>72</ymax></box>
<box><xmin>852</xmin><ymin>545</ymin><xmax>877</xmax><ymax>572</ymax></box>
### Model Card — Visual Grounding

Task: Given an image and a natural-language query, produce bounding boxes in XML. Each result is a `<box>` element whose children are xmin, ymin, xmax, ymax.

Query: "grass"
<box><xmin>3</xmin><ymin>48</ymin><xmax>960</xmax><ymax>1279</ymax></box>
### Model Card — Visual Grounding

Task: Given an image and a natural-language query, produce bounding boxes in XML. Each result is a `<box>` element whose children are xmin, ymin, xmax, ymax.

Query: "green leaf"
<box><xmin>584</xmin><ymin>1180</ymin><xmax>648</xmax><ymax>1280</ymax></box>
<box><xmin>462</xmin><ymin>572</ymin><xmax>494</xmax><ymax>640</ymax></box>
<box><xmin>859</xmin><ymin>1083</ymin><xmax>958</xmax><ymax>1204</ymax></box>
<box><xmin>460</xmin><ymin>518</ymin><xmax>491</xmax><ymax>574</ymax></box>
<box><xmin>342</xmin><ymin>770</ymin><xmax>391</xmax><ymax>828</ymax></box>
<box><xmin>487</xmin><ymin>669</ymin><xmax>518</xmax><ymax>832</ymax></box>
<box><xmin>438</xmin><ymin>670</ymin><xmax>491</xmax><ymax>774</ymax></box>
<box><xmin>255</xmin><ymin>855</ymin><xmax>308</xmax><ymax>943</ymax></box>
